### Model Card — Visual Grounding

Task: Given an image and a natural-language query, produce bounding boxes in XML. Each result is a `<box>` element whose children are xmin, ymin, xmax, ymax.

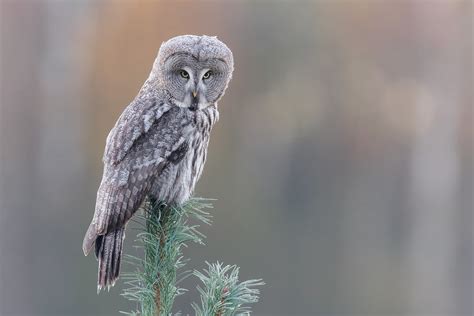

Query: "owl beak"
<box><xmin>192</xmin><ymin>91</ymin><xmax>197</xmax><ymax>98</ymax></box>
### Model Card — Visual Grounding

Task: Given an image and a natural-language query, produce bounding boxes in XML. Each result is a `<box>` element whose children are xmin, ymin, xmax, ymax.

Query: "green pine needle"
<box><xmin>192</xmin><ymin>262</ymin><xmax>265</xmax><ymax>316</ymax></box>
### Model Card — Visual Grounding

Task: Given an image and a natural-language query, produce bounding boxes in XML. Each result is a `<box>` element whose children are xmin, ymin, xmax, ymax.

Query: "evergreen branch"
<box><xmin>120</xmin><ymin>197</ymin><xmax>263</xmax><ymax>315</ymax></box>
<box><xmin>121</xmin><ymin>197</ymin><xmax>213</xmax><ymax>315</ymax></box>
<box><xmin>191</xmin><ymin>262</ymin><xmax>264</xmax><ymax>316</ymax></box>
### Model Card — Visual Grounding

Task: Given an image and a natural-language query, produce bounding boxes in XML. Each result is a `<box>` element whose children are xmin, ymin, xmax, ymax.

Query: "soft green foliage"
<box><xmin>121</xmin><ymin>198</ymin><xmax>213</xmax><ymax>315</ymax></box>
<box><xmin>192</xmin><ymin>262</ymin><xmax>265</xmax><ymax>316</ymax></box>
<box><xmin>120</xmin><ymin>197</ymin><xmax>263</xmax><ymax>316</ymax></box>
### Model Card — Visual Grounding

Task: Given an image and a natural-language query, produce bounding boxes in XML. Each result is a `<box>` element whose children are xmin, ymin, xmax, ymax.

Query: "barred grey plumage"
<box><xmin>82</xmin><ymin>35</ymin><xmax>233</xmax><ymax>291</ymax></box>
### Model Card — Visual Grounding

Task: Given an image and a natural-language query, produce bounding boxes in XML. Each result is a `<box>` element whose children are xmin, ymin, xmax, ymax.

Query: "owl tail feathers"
<box><xmin>95</xmin><ymin>227</ymin><xmax>125</xmax><ymax>293</ymax></box>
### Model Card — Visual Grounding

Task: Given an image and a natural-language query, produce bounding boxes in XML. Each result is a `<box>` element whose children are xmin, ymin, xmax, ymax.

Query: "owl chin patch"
<box><xmin>189</xmin><ymin>103</ymin><xmax>198</xmax><ymax>111</ymax></box>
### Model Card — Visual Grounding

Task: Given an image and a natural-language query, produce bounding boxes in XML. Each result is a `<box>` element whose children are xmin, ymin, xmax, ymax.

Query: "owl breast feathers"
<box><xmin>82</xmin><ymin>35</ymin><xmax>233</xmax><ymax>290</ymax></box>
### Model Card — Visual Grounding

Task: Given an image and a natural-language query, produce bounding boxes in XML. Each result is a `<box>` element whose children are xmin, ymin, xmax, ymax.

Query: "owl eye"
<box><xmin>202</xmin><ymin>71</ymin><xmax>212</xmax><ymax>80</ymax></box>
<box><xmin>180</xmin><ymin>70</ymin><xmax>189</xmax><ymax>79</ymax></box>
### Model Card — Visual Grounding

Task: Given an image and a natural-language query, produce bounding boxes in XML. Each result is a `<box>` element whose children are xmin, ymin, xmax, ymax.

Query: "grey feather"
<box><xmin>82</xmin><ymin>35</ymin><xmax>233</xmax><ymax>290</ymax></box>
<box><xmin>103</xmin><ymin>98</ymin><xmax>172</xmax><ymax>166</ymax></box>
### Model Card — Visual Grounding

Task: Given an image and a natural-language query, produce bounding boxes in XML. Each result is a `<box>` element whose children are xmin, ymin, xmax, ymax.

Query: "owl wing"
<box><xmin>103</xmin><ymin>97</ymin><xmax>172</xmax><ymax>165</ymax></box>
<box><xmin>82</xmin><ymin>102</ymin><xmax>189</xmax><ymax>256</ymax></box>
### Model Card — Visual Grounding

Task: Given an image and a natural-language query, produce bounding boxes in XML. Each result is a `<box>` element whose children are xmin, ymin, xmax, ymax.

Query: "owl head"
<box><xmin>153</xmin><ymin>35</ymin><xmax>234</xmax><ymax>111</ymax></box>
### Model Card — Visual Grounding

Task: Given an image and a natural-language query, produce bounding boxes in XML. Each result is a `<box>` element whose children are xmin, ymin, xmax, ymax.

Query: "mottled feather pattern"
<box><xmin>104</xmin><ymin>95</ymin><xmax>171</xmax><ymax>165</ymax></box>
<box><xmin>152</xmin><ymin>105</ymin><xmax>218</xmax><ymax>205</ymax></box>
<box><xmin>83</xmin><ymin>35</ymin><xmax>232</xmax><ymax>290</ymax></box>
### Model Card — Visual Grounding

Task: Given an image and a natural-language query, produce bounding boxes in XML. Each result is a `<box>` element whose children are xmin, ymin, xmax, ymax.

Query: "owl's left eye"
<box><xmin>202</xmin><ymin>71</ymin><xmax>212</xmax><ymax>80</ymax></box>
<box><xmin>180</xmin><ymin>70</ymin><xmax>189</xmax><ymax>79</ymax></box>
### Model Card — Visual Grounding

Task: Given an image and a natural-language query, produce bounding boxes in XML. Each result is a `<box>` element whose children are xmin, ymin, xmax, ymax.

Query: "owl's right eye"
<box><xmin>180</xmin><ymin>70</ymin><xmax>189</xmax><ymax>79</ymax></box>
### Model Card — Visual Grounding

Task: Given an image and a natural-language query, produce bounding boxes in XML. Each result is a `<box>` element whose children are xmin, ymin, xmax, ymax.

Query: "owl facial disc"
<box><xmin>154</xmin><ymin>35</ymin><xmax>234</xmax><ymax>111</ymax></box>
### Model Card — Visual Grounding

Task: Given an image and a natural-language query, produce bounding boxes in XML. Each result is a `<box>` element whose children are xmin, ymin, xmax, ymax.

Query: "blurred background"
<box><xmin>0</xmin><ymin>1</ymin><xmax>472</xmax><ymax>315</ymax></box>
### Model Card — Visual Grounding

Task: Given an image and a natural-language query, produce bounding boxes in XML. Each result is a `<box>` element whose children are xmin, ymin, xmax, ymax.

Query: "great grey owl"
<box><xmin>82</xmin><ymin>35</ymin><xmax>234</xmax><ymax>290</ymax></box>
